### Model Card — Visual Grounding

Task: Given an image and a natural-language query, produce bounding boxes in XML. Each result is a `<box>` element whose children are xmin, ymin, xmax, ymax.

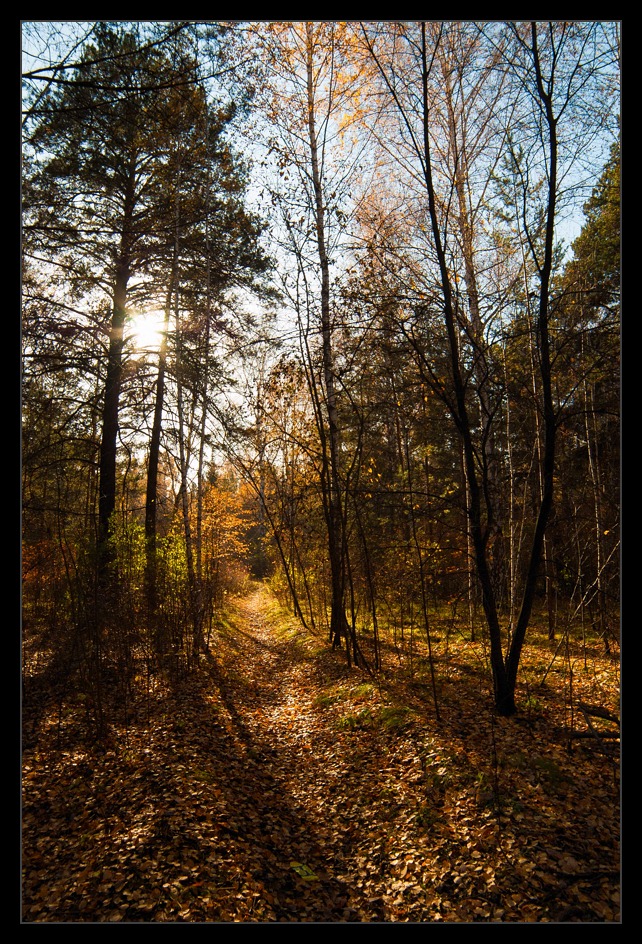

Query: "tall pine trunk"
<box><xmin>144</xmin><ymin>289</ymin><xmax>171</xmax><ymax>621</ymax></box>
<box><xmin>98</xmin><ymin>255</ymin><xmax>131</xmax><ymax>556</ymax></box>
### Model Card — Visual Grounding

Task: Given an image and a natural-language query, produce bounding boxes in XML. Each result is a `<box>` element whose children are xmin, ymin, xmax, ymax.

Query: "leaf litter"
<box><xmin>22</xmin><ymin>585</ymin><xmax>620</xmax><ymax>923</ymax></box>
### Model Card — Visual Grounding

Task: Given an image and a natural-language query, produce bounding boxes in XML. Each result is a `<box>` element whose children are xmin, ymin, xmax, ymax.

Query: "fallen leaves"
<box><xmin>290</xmin><ymin>862</ymin><xmax>319</xmax><ymax>881</ymax></box>
<box><xmin>22</xmin><ymin>586</ymin><xmax>620</xmax><ymax>923</ymax></box>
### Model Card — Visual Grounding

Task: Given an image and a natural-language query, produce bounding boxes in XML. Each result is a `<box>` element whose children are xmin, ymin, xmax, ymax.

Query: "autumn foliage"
<box><xmin>22</xmin><ymin>21</ymin><xmax>619</xmax><ymax>923</ymax></box>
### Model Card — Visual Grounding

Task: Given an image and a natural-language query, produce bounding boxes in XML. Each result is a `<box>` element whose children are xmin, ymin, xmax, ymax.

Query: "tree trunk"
<box><xmin>144</xmin><ymin>291</ymin><xmax>171</xmax><ymax>617</ymax></box>
<box><xmin>502</xmin><ymin>22</ymin><xmax>559</xmax><ymax>706</ymax></box>
<box><xmin>98</xmin><ymin>255</ymin><xmax>130</xmax><ymax>555</ymax></box>
<box><xmin>304</xmin><ymin>23</ymin><xmax>349</xmax><ymax>651</ymax></box>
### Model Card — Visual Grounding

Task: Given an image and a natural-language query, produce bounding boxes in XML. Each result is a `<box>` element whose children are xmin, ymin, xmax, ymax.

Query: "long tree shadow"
<box><xmin>23</xmin><ymin>590</ymin><xmax>619</xmax><ymax>923</ymax></box>
<box><xmin>142</xmin><ymin>619</ymin><xmax>363</xmax><ymax>921</ymax></box>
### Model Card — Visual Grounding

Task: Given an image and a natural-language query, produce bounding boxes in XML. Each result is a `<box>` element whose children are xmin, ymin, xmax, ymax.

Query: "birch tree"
<box><xmin>251</xmin><ymin>22</ymin><xmax>367</xmax><ymax>658</ymax></box>
<box><xmin>359</xmin><ymin>20</ymin><xmax>618</xmax><ymax>713</ymax></box>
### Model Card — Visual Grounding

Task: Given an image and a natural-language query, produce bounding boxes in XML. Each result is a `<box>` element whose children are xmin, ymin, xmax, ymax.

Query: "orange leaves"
<box><xmin>22</xmin><ymin>584</ymin><xmax>619</xmax><ymax>923</ymax></box>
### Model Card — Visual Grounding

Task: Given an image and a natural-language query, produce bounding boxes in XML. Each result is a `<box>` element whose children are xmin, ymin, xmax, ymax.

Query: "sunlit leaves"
<box><xmin>23</xmin><ymin>580</ymin><xmax>619</xmax><ymax>923</ymax></box>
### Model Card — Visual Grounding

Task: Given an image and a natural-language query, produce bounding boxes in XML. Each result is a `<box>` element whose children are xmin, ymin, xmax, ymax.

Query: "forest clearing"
<box><xmin>22</xmin><ymin>583</ymin><xmax>620</xmax><ymax>923</ymax></box>
<box><xmin>21</xmin><ymin>21</ymin><xmax>620</xmax><ymax>923</ymax></box>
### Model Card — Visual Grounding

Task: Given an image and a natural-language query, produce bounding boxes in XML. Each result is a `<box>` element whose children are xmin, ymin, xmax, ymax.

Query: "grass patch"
<box><xmin>335</xmin><ymin>702</ymin><xmax>414</xmax><ymax>733</ymax></box>
<box><xmin>353</xmin><ymin>682</ymin><xmax>376</xmax><ymax>700</ymax></box>
<box><xmin>336</xmin><ymin>706</ymin><xmax>374</xmax><ymax>730</ymax></box>
<box><xmin>314</xmin><ymin>692</ymin><xmax>341</xmax><ymax>708</ymax></box>
<box><xmin>378</xmin><ymin>704</ymin><xmax>412</xmax><ymax>731</ymax></box>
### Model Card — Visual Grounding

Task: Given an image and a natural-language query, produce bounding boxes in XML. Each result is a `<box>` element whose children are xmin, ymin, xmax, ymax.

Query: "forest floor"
<box><xmin>22</xmin><ymin>583</ymin><xmax>621</xmax><ymax>923</ymax></box>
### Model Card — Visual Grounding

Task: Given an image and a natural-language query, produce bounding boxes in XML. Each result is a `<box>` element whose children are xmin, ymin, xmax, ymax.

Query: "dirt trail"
<box><xmin>23</xmin><ymin>583</ymin><xmax>432</xmax><ymax>923</ymax></box>
<box><xmin>198</xmin><ymin>586</ymin><xmax>390</xmax><ymax>921</ymax></box>
<box><xmin>22</xmin><ymin>583</ymin><xmax>620</xmax><ymax>923</ymax></box>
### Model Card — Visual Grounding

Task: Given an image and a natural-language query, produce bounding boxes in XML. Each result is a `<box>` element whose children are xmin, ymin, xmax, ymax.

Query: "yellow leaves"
<box><xmin>290</xmin><ymin>861</ymin><xmax>319</xmax><ymax>881</ymax></box>
<box><xmin>23</xmin><ymin>575</ymin><xmax>620</xmax><ymax>924</ymax></box>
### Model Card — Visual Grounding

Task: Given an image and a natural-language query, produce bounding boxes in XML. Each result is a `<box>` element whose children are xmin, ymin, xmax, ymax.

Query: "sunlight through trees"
<box><xmin>22</xmin><ymin>19</ymin><xmax>619</xmax><ymax>724</ymax></box>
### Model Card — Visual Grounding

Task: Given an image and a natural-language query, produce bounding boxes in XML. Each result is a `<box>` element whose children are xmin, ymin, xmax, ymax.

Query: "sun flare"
<box><xmin>127</xmin><ymin>310</ymin><xmax>167</xmax><ymax>352</ymax></box>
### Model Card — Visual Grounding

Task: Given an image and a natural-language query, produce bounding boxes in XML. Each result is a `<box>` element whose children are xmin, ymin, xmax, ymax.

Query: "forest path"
<box><xmin>22</xmin><ymin>583</ymin><xmax>620</xmax><ymax>923</ymax></box>
<box><xmin>170</xmin><ymin>583</ymin><xmax>621</xmax><ymax>924</ymax></box>
<box><xmin>23</xmin><ymin>582</ymin><xmax>445</xmax><ymax>923</ymax></box>
<box><xmin>196</xmin><ymin>584</ymin><xmax>403</xmax><ymax>921</ymax></box>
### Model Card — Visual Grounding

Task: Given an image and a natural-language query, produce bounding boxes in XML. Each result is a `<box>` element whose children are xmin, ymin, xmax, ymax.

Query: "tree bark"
<box><xmin>98</xmin><ymin>252</ymin><xmax>131</xmax><ymax>556</ymax></box>
<box><xmin>304</xmin><ymin>23</ymin><xmax>349</xmax><ymax>651</ymax></box>
<box><xmin>144</xmin><ymin>291</ymin><xmax>171</xmax><ymax>616</ymax></box>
